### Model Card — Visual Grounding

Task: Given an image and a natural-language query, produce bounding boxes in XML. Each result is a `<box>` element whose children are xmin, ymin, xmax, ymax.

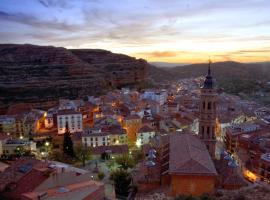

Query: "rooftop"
<box><xmin>168</xmin><ymin>133</ymin><xmax>217</xmax><ymax>176</ymax></box>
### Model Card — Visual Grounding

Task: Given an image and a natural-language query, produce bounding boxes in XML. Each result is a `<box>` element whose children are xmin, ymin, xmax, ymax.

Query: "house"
<box><xmin>0</xmin><ymin>115</ymin><xmax>16</xmax><ymax>134</ymax></box>
<box><xmin>259</xmin><ymin>153</ymin><xmax>270</xmax><ymax>184</ymax></box>
<box><xmin>123</xmin><ymin>114</ymin><xmax>142</xmax><ymax>143</ymax></box>
<box><xmin>137</xmin><ymin>125</ymin><xmax>155</xmax><ymax>146</ymax></box>
<box><xmin>57</xmin><ymin>110</ymin><xmax>83</xmax><ymax>134</ymax></box>
<box><xmin>0</xmin><ymin>158</ymin><xmax>105</xmax><ymax>200</ymax></box>
<box><xmin>1</xmin><ymin>139</ymin><xmax>36</xmax><ymax>156</ymax></box>
<box><xmin>82</xmin><ymin>126</ymin><xmax>127</xmax><ymax>147</ymax></box>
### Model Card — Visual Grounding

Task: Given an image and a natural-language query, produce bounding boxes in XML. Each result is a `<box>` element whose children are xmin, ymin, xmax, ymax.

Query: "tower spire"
<box><xmin>208</xmin><ymin>59</ymin><xmax>211</xmax><ymax>75</ymax></box>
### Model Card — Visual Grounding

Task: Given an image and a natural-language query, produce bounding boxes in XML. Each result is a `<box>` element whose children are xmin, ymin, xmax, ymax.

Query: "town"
<box><xmin>0</xmin><ymin>63</ymin><xmax>269</xmax><ymax>199</ymax></box>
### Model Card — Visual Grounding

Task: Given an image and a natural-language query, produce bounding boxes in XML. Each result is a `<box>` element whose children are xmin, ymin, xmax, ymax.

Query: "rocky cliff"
<box><xmin>0</xmin><ymin>44</ymin><xmax>149</xmax><ymax>108</ymax></box>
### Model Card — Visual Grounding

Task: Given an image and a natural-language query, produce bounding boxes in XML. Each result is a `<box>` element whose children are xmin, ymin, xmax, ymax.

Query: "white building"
<box><xmin>141</xmin><ymin>90</ymin><xmax>167</xmax><ymax>105</ymax></box>
<box><xmin>57</xmin><ymin>110</ymin><xmax>83</xmax><ymax>134</ymax></box>
<box><xmin>1</xmin><ymin>139</ymin><xmax>36</xmax><ymax>156</ymax></box>
<box><xmin>82</xmin><ymin>128</ymin><xmax>127</xmax><ymax>147</ymax></box>
<box><xmin>44</xmin><ymin>112</ymin><xmax>54</xmax><ymax>129</ymax></box>
<box><xmin>136</xmin><ymin>125</ymin><xmax>155</xmax><ymax>146</ymax></box>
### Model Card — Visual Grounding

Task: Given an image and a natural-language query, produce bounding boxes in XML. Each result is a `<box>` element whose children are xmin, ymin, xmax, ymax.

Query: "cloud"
<box><xmin>38</xmin><ymin>0</ymin><xmax>72</xmax><ymax>9</ymax></box>
<box><xmin>135</xmin><ymin>51</ymin><xmax>186</xmax><ymax>58</ymax></box>
<box><xmin>0</xmin><ymin>10</ymin><xmax>79</xmax><ymax>31</ymax></box>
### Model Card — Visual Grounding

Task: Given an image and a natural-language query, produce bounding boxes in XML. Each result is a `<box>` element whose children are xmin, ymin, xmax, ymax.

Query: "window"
<box><xmin>103</xmin><ymin>142</ymin><xmax>106</xmax><ymax>146</ymax></box>
<box><xmin>207</xmin><ymin>126</ymin><xmax>210</xmax><ymax>136</ymax></box>
<box><xmin>203</xmin><ymin>102</ymin><xmax>205</xmax><ymax>109</ymax></box>
<box><xmin>95</xmin><ymin>137</ymin><xmax>98</xmax><ymax>141</ymax></box>
<box><xmin>208</xmin><ymin>102</ymin><xmax>211</xmax><ymax>110</ymax></box>
<box><xmin>91</xmin><ymin>138</ymin><xmax>93</xmax><ymax>141</ymax></box>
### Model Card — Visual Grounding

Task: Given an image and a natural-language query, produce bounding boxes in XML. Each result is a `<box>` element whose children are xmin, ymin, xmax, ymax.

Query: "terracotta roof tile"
<box><xmin>168</xmin><ymin>133</ymin><xmax>217</xmax><ymax>175</ymax></box>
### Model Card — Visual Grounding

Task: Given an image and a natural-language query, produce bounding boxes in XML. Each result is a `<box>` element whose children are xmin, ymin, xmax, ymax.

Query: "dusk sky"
<box><xmin>1</xmin><ymin>0</ymin><xmax>270</xmax><ymax>63</ymax></box>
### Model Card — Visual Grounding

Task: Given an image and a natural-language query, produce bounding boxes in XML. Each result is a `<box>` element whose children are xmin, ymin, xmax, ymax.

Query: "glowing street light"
<box><xmin>19</xmin><ymin>135</ymin><xmax>23</xmax><ymax>140</ymax></box>
<box><xmin>136</xmin><ymin>139</ymin><xmax>142</xmax><ymax>148</ymax></box>
<box><xmin>45</xmin><ymin>141</ymin><xmax>50</xmax><ymax>147</ymax></box>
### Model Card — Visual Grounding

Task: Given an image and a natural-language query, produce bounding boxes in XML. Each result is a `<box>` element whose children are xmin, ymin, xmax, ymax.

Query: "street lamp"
<box><xmin>45</xmin><ymin>141</ymin><xmax>50</xmax><ymax>147</ymax></box>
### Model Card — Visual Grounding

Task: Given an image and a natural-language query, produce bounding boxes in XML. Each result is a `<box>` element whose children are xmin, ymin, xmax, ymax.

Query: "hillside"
<box><xmin>153</xmin><ymin>61</ymin><xmax>270</xmax><ymax>105</ymax></box>
<box><xmin>0</xmin><ymin>44</ymin><xmax>150</xmax><ymax>109</ymax></box>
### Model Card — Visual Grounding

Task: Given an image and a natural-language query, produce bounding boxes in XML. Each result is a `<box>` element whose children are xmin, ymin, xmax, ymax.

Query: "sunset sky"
<box><xmin>0</xmin><ymin>0</ymin><xmax>270</xmax><ymax>63</ymax></box>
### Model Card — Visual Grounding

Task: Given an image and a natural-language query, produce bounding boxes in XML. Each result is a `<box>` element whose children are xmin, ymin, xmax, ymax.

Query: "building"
<box><xmin>57</xmin><ymin>110</ymin><xmax>83</xmax><ymax>134</ymax></box>
<box><xmin>0</xmin><ymin>115</ymin><xmax>16</xmax><ymax>134</ymax></box>
<box><xmin>163</xmin><ymin>134</ymin><xmax>217</xmax><ymax>196</ymax></box>
<box><xmin>82</xmin><ymin>127</ymin><xmax>127</xmax><ymax>147</ymax></box>
<box><xmin>44</xmin><ymin>111</ymin><xmax>54</xmax><ymax>129</ymax></box>
<box><xmin>198</xmin><ymin>63</ymin><xmax>217</xmax><ymax>158</ymax></box>
<box><xmin>0</xmin><ymin>158</ymin><xmax>105</xmax><ymax>200</ymax></box>
<box><xmin>259</xmin><ymin>153</ymin><xmax>270</xmax><ymax>184</ymax></box>
<box><xmin>1</xmin><ymin>139</ymin><xmax>36</xmax><ymax>156</ymax></box>
<box><xmin>225</xmin><ymin>122</ymin><xmax>261</xmax><ymax>154</ymax></box>
<box><xmin>141</xmin><ymin>90</ymin><xmax>167</xmax><ymax>106</ymax></box>
<box><xmin>137</xmin><ymin>125</ymin><xmax>155</xmax><ymax>146</ymax></box>
<box><xmin>123</xmin><ymin>114</ymin><xmax>142</xmax><ymax>143</ymax></box>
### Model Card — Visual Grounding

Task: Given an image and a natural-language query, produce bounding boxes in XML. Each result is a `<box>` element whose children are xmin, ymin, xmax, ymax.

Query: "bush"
<box><xmin>98</xmin><ymin>171</ymin><xmax>105</xmax><ymax>180</ymax></box>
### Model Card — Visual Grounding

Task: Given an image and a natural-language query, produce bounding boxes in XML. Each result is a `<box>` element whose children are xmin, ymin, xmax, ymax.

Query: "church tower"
<box><xmin>199</xmin><ymin>61</ymin><xmax>217</xmax><ymax>159</ymax></box>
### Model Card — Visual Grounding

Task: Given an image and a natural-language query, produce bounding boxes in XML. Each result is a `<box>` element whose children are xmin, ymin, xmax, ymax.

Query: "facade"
<box><xmin>259</xmin><ymin>153</ymin><xmax>270</xmax><ymax>184</ymax></box>
<box><xmin>137</xmin><ymin>125</ymin><xmax>155</xmax><ymax>146</ymax></box>
<box><xmin>82</xmin><ymin>128</ymin><xmax>127</xmax><ymax>147</ymax></box>
<box><xmin>1</xmin><ymin>139</ymin><xmax>36</xmax><ymax>156</ymax></box>
<box><xmin>198</xmin><ymin>64</ymin><xmax>217</xmax><ymax>158</ymax></box>
<box><xmin>162</xmin><ymin>134</ymin><xmax>217</xmax><ymax>196</ymax></box>
<box><xmin>141</xmin><ymin>90</ymin><xmax>167</xmax><ymax>106</ymax></box>
<box><xmin>225</xmin><ymin>123</ymin><xmax>261</xmax><ymax>154</ymax></box>
<box><xmin>44</xmin><ymin>111</ymin><xmax>54</xmax><ymax>129</ymax></box>
<box><xmin>57</xmin><ymin>110</ymin><xmax>83</xmax><ymax>134</ymax></box>
<box><xmin>0</xmin><ymin>116</ymin><xmax>16</xmax><ymax>134</ymax></box>
<box><xmin>123</xmin><ymin>114</ymin><xmax>142</xmax><ymax>143</ymax></box>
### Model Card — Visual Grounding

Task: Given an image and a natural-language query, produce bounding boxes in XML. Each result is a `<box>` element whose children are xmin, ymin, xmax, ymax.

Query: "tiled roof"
<box><xmin>138</xmin><ymin>125</ymin><xmax>154</xmax><ymax>133</ymax></box>
<box><xmin>168</xmin><ymin>133</ymin><xmax>217</xmax><ymax>176</ymax></box>
<box><xmin>57</xmin><ymin>109</ymin><xmax>81</xmax><ymax>115</ymax></box>
<box><xmin>0</xmin><ymin>157</ymin><xmax>51</xmax><ymax>199</ymax></box>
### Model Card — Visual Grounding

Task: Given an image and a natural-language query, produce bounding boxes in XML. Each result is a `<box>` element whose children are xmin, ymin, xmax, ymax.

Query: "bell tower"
<box><xmin>198</xmin><ymin>61</ymin><xmax>217</xmax><ymax>159</ymax></box>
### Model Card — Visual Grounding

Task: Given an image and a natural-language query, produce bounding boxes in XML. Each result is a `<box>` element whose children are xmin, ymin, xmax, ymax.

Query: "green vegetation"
<box><xmin>115</xmin><ymin>154</ymin><xmax>135</xmax><ymax>170</ymax></box>
<box><xmin>110</xmin><ymin>169</ymin><xmax>132</xmax><ymax>199</ymax></box>
<box><xmin>98</xmin><ymin>171</ymin><xmax>105</xmax><ymax>180</ymax></box>
<box><xmin>63</xmin><ymin>124</ymin><xmax>74</xmax><ymax>157</ymax></box>
<box><xmin>75</xmin><ymin>144</ymin><xmax>92</xmax><ymax>166</ymax></box>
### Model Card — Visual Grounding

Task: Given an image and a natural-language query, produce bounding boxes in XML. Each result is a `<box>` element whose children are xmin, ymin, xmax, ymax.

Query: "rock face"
<box><xmin>0</xmin><ymin>44</ymin><xmax>149</xmax><ymax>107</ymax></box>
<box><xmin>71</xmin><ymin>49</ymin><xmax>148</xmax><ymax>87</ymax></box>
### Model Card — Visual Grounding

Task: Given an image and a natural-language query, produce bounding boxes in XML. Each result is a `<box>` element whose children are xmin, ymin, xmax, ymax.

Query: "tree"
<box><xmin>75</xmin><ymin>144</ymin><xmax>92</xmax><ymax>166</ymax></box>
<box><xmin>110</xmin><ymin>169</ymin><xmax>132</xmax><ymax>199</ymax></box>
<box><xmin>115</xmin><ymin>154</ymin><xmax>135</xmax><ymax>170</ymax></box>
<box><xmin>101</xmin><ymin>152</ymin><xmax>110</xmax><ymax>160</ymax></box>
<box><xmin>63</xmin><ymin>123</ymin><xmax>74</xmax><ymax>157</ymax></box>
<box><xmin>14</xmin><ymin>146</ymin><xmax>26</xmax><ymax>157</ymax></box>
